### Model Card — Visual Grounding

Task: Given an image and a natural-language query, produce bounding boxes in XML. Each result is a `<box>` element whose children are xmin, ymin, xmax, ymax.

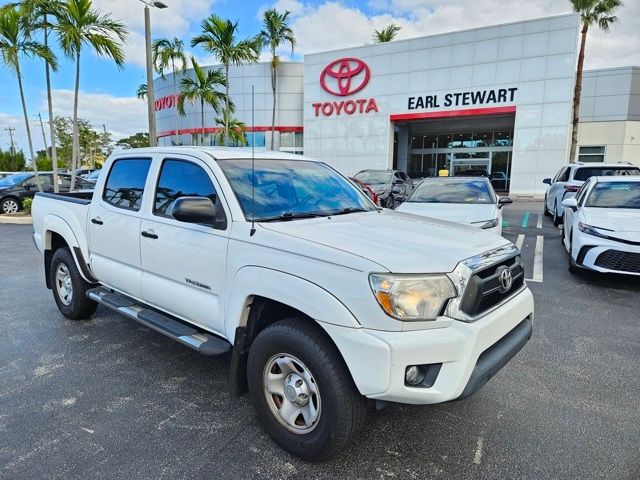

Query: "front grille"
<box><xmin>594</xmin><ymin>250</ymin><xmax>640</xmax><ymax>273</ymax></box>
<box><xmin>460</xmin><ymin>255</ymin><xmax>525</xmax><ymax>316</ymax></box>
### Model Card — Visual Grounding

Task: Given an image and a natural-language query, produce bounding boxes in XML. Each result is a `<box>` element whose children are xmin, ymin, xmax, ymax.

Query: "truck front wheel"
<box><xmin>50</xmin><ymin>248</ymin><xmax>98</xmax><ymax>320</ymax></box>
<box><xmin>247</xmin><ymin>318</ymin><xmax>367</xmax><ymax>462</ymax></box>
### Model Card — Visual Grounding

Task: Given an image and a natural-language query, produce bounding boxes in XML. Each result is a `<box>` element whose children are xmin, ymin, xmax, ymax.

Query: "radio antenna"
<box><xmin>250</xmin><ymin>84</ymin><xmax>256</xmax><ymax>237</ymax></box>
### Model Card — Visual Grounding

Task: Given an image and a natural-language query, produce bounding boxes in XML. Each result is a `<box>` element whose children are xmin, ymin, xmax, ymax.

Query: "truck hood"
<box><xmin>259</xmin><ymin>210</ymin><xmax>510</xmax><ymax>273</ymax></box>
<box><xmin>583</xmin><ymin>207</ymin><xmax>640</xmax><ymax>237</ymax></box>
<box><xmin>396</xmin><ymin>202</ymin><xmax>498</xmax><ymax>225</ymax></box>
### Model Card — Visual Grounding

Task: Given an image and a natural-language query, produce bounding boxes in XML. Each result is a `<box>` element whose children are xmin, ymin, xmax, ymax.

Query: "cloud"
<box><xmin>268</xmin><ymin>0</ymin><xmax>640</xmax><ymax>69</ymax></box>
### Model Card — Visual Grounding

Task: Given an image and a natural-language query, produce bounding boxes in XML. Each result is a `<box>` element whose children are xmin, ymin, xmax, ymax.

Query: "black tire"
<box><xmin>247</xmin><ymin>318</ymin><xmax>367</xmax><ymax>462</ymax></box>
<box><xmin>552</xmin><ymin>201</ymin><xmax>562</xmax><ymax>227</ymax></box>
<box><xmin>1</xmin><ymin>197</ymin><xmax>21</xmax><ymax>215</ymax></box>
<box><xmin>50</xmin><ymin>247</ymin><xmax>98</xmax><ymax>320</ymax></box>
<box><xmin>567</xmin><ymin>234</ymin><xmax>579</xmax><ymax>274</ymax></box>
<box><xmin>543</xmin><ymin>195</ymin><xmax>551</xmax><ymax>217</ymax></box>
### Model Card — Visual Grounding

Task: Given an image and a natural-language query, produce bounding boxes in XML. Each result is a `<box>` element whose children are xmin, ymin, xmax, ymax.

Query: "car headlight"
<box><xmin>473</xmin><ymin>218</ymin><xmax>499</xmax><ymax>229</ymax></box>
<box><xmin>369</xmin><ymin>273</ymin><xmax>457</xmax><ymax>321</ymax></box>
<box><xmin>578</xmin><ymin>222</ymin><xmax>614</xmax><ymax>238</ymax></box>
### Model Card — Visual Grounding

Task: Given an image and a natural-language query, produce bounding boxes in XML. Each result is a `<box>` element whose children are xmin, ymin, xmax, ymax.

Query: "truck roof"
<box><xmin>115</xmin><ymin>146</ymin><xmax>319</xmax><ymax>162</ymax></box>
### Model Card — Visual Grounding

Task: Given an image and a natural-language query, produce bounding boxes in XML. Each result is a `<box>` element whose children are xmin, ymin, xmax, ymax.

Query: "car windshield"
<box><xmin>574</xmin><ymin>167</ymin><xmax>639</xmax><ymax>182</ymax></box>
<box><xmin>354</xmin><ymin>171</ymin><xmax>392</xmax><ymax>184</ymax></box>
<box><xmin>407</xmin><ymin>179</ymin><xmax>495</xmax><ymax>204</ymax></box>
<box><xmin>585</xmin><ymin>182</ymin><xmax>640</xmax><ymax>208</ymax></box>
<box><xmin>217</xmin><ymin>159</ymin><xmax>375</xmax><ymax>221</ymax></box>
<box><xmin>0</xmin><ymin>173</ymin><xmax>31</xmax><ymax>187</ymax></box>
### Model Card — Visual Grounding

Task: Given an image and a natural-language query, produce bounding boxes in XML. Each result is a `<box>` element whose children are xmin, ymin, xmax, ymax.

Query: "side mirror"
<box><xmin>543</xmin><ymin>178</ymin><xmax>552</xmax><ymax>185</ymax></box>
<box><xmin>498</xmin><ymin>196</ymin><xmax>513</xmax><ymax>208</ymax></box>
<box><xmin>171</xmin><ymin>196</ymin><xmax>226</xmax><ymax>229</ymax></box>
<box><xmin>561</xmin><ymin>197</ymin><xmax>578</xmax><ymax>211</ymax></box>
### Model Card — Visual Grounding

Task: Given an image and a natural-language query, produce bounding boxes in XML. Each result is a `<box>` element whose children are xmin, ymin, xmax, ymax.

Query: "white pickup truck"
<box><xmin>32</xmin><ymin>147</ymin><xmax>534</xmax><ymax>461</ymax></box>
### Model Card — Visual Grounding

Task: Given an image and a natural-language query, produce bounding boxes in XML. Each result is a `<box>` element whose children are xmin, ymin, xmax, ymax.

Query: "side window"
<box><xmin>559</xmin><ymin>168</ymin><xmax>571</xmax><ymax>182</ymax></box>
<box><xmin>154</xmin><ymin>159</ymin><xmax>217</xmax><ymax>217</ymax></box>
<box><xmin>552</xmin><ymin>168</ymin><xmax>564</xmax><ymax>183</ymax></box>
<box><xmin>575</xmin><ymin>179</ymin><xmax>591</xmax><ymax>205</ymax></box>
<box><xmin>103</xmin><ymin>158</ymin><xmax>152</xmax><ymax>211</ymax></box>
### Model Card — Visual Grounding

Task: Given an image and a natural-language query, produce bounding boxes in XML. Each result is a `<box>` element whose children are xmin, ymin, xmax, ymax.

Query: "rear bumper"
<box><xmin>320</xmin><ymin>287</ymin><xmax>534</xmax><ymax>404</ymax></box>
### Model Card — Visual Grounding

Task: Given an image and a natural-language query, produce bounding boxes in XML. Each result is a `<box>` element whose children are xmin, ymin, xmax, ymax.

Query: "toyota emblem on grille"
<box><xmin>499</xmin><ymin>267</ymin><xmax>513</xmax><ymax>291</ymax></box>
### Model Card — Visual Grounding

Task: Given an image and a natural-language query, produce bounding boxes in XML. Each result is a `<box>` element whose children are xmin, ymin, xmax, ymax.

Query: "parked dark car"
<box><xmin>353</xmin><ymin>169</ymin><xmax>413</xmax><ymax>209</ymax></box>
<box><xmin>349</xmin><ymin>177</ymin><xmax>380</xmax><ymax>206</ymax></box>
<box><xmin>0</xmin><ymin>172</ymin><xmax>93</xmax><ymax>214</ymax></box>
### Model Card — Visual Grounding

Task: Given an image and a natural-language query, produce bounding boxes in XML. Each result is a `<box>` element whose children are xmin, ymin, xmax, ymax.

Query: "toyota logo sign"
<box><xmin>499</xmin><ymin>267</ymin><xmax>513</xmax><ymax>292</ymax></box>
<box><xmin>320</xmin><ymin>58</ymin><xmax>371</xmax><ymax>97</ymax></box>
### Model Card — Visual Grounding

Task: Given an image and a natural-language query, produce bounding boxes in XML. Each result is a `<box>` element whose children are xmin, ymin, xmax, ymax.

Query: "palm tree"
<box><xmin>137</xmin><ymin>83</ymin><xmax>147</xmax><ymax>100</ymax></box>
<box><xmin>177</xmin><ymin>56</ymin><xmax>227</xmax><ymax>146</ymax></box>
<box><xmin>259</xmin><ymin>9</ymin><xmax>295</xmax><ymax>151</ymax></box>
<box><xmin>213</xmin><ymin>109</ymin><xmax>247</xmax><ymax>146</ymax></box>
<box><xmin>568</xmin><ymin>0</ymin><xmax>623</xmax><ymax>163</ymax></box>
<box><xmin>0</xmin><ymin>6</ymin><xmax>57</xmax><ymax>192</ymax></box>
<box><xmin>373</xmin><ymin>24</ymin><xmax>401</xmax><ymax>43</ymax></box>
<box><xmin>20</xmin><ymin>0</ymin><xmax>64</xmax><ymax>192</ymax></box>
<box><xmin>152</xmin><ymin>37</ymin><xmax>187</xmax><ymax>145</ymax></box>
<box><xmin>55</xmin><ymin>0</ymin><xmax>127</xmax><ymax>190</ymax></box>
<box><xmin>191</xmin><ymin>15</ymin><xmax>260</xmax><ymax>146</ymax></box>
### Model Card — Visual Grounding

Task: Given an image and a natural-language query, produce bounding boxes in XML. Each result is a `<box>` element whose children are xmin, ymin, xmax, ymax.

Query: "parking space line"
<box><xmin>527</xmin><ymin>235</ymin><xmax>544</xmax><ymax>283</ymax></box>
<box><xmin>520</xmin><ymin>212</ymin><xmax>530</xmax><ymax>228</ymax></box>
<box><xmin>536</xmin><ymin>213</ymin><xmax>542</xmax><ymax>229</ymax></box>
<box><xmin>515</xmin><ymin>234</ymin><xmax>524</xmax><ymax>250</ymax></box>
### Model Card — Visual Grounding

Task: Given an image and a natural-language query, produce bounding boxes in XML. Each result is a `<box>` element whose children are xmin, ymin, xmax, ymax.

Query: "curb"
<box><xmin>0</xmin><ymin>215</ymin><xmax>32</xmax><ymax>225</ymax></box>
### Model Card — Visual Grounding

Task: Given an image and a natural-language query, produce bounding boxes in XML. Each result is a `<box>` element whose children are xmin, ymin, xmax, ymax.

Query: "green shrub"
<box><xmin>22</xmin><ymin>197</ymin><xmax>33</xmax><ymax>214</ymax></box>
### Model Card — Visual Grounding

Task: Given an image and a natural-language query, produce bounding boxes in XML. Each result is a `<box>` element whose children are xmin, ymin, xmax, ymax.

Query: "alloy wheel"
<box><xmin>2</xmin><ymin>199</ymin><xmax>19</xmax><ymax>214</ymax></box>
<box><xmin>55</xmin><ymin>263</ymin><xmax>73</xmax><ymax>306</ymax></box>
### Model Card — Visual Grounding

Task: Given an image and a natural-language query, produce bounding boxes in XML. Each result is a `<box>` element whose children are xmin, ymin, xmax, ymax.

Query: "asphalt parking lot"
<box><xmin>1</xmin><ymin>201</ymin><xmax>639</xmax><ymax>480</ymax></box>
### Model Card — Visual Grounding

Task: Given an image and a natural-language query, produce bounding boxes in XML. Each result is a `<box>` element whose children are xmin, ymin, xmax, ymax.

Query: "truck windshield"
<box><xmin>217</xmin><ymin>159</ymin><xmax>376</xmax><ymax>221</ymax></box>
<box><xmin>0</xmin><ymin>173</ymin><xmax>31</xmax><ymax>187</ymax></box>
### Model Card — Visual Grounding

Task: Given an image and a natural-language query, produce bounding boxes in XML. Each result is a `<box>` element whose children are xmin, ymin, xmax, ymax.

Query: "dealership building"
<box><xmin>154</xmin><ymin>12</ymin><xmax>640</xmax><ymax>195</ymax></box>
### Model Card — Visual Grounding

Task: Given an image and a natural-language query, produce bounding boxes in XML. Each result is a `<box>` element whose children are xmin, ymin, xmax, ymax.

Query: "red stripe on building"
<box><xmin>390</xmin><ymin>106</ymin><xmax>516</xmax><ymax>122</ymax></box>
<box><xmin>157</xmin><ymin>126</ymin><xmax>303</xmax><ymax>138</ymax></box>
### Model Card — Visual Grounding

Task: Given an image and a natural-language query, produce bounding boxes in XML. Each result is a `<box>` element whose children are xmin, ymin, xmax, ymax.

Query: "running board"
<box><xmin>86</xmin><ymin>287</ymin><xmax>231</xmax><ymax>356</ymax></box>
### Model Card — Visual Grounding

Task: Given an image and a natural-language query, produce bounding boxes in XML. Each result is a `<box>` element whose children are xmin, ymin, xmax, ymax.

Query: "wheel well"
<box><xmin>44</xmin><ymin>232</ymin><xmax>70</xmax><ymax>289</ymax></box>
<box><xmin>229</xmin><ymin>296</ymin><xmax>352</xmax><ymax>397</ymax></box>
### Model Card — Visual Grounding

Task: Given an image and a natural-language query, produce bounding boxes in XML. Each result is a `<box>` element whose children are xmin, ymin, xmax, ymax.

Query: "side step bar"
<box><xmin>87</xmin><ymin>287</ymin><xmax>231</xmax><ymax>356</ymax></box>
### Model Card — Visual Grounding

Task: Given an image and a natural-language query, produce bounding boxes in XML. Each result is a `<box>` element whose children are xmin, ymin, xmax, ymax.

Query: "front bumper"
<box><xmin>573</xmin><ymin>233</ymin><xmax>640</xmax><ymax>276</ymax></box>
<box><xmin>320</xmin><ymin>287</ymin><xmax>534</xmax><ymax>404</ymax></box>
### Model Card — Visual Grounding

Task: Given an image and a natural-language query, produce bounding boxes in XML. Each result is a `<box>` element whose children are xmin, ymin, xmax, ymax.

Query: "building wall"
<box><xmin>578</xmin><ymin>121</ymin><xmax>640</xmax><ymax>165</ymax></box>
<box><xmin>154</xmin><ymin>62</ymin><xmax>304</xmax><ymax>149</ymax></box>
<box><xmin>303</xmin><ymin>14</ymin><xmax>580</xmax><ymax>195</ymax></box>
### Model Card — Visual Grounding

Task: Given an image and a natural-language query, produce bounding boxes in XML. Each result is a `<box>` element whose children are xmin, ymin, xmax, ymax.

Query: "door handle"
<box><xmin>141</xmin><ymin>230</ymin><xmax>158</xmax><ymax>239</ymax></box>
<box><xmin>91</xmin><ymin>217</ymin><xmax>103</xmax><ymax>225</ymax></box>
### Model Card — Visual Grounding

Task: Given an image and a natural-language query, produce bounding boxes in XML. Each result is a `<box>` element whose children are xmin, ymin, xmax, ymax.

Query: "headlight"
<box><xmin>578</xmin><ymin>222</ymin><xmax>613</xmax><ymax>238</ymax></box>
<box><xmin>473</xmin><ymin>218</ymin><xmax>499</xmax><ymax>229</ymax></box>
<box><xmin>369</xmin><ymin>273</ymin><xmax>457</xmax><ymax>321</ymax></box>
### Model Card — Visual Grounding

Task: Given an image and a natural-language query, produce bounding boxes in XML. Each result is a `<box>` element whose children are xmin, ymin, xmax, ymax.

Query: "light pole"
<box><xmin>140</xmin><ymin>0</ymin><xmax>168</xmax><ymax>147</ymax></box>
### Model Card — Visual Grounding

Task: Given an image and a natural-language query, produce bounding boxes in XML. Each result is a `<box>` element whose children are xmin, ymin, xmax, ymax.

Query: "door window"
<box><xmin>575</xmin><ymin>179</ymin><xmax>591</xmax><ymax>205</ymax></box>
<box><xmin>154</xmin><ymin>159</ymin><xmax>218</xmax><ymax>217</ymax></box>
<box><xmin>102</xmin><ymin>158</ymin><xmax>152</xmax><ymax>211</ymax></box>
<box><xmin>558</xmin><ymin>168</ymin><xmax>571</xmax><ymax>182</ymax></box>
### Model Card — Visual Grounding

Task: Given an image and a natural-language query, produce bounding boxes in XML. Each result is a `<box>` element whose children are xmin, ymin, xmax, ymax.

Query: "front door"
<box><xmin>140</xmin><ymin>156</ymin><xmax>230</xmax><ymax>335</ymax></box>
<box><xmin>88</xmin><ymin>157</ymin><xmax>153</xmax><ymax>298</ymax></box>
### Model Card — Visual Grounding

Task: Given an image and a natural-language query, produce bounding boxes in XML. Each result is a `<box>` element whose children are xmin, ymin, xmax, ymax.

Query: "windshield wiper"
<box><xmin>328</xmin><ymin>207</ymin><xmax>370</xmax><ymax>216</ymax></box>
<box><xmin>258</xmin><ymin>212</ymin><xmax>328</xmax><ymax>222</ymax></box>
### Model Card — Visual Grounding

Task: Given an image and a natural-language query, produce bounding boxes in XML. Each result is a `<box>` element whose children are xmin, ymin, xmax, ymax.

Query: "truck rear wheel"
<box><xmin>247</xmin><ymin>318</ymin><xmax>367</xmax><ymax>462</ymax></box>
<box><xmin>50</xmin><ymin>248</ymin><xmax>98</xmax><ymax>320</ymax></box>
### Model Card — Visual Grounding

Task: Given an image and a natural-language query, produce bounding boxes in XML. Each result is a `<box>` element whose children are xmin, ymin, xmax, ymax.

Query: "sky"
<box><xmin>0</xmin><ymin>0</ymin><xmax>638</xmax><ymax>155</ymax></box>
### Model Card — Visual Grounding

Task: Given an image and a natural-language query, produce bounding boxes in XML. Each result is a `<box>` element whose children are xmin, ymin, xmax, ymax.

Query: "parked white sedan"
<box><xmin>562</xmin><ymin>176</ymin><xmax>640</xmax><ymax>275</ymax></box>
<box><xmin>396</xmin><ymin>177</ymin><xmax>512</xmax><ymax>235</ymax></box>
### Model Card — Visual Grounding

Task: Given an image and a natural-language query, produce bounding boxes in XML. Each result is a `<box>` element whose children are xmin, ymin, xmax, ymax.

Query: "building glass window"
<box><xmin>246</xmin><ymin>131</ymin><xmax>265</xmax><ymax>148</ymax></box>
<box><xmin>493</xmin><ymin>131</ymin><xmax>513</xmax><ymax>147</ymax></box>
<box><xmin>410</xmin><ymin>135</ymin><xmax>423</xmax><ymax>149</ymax></box>
<box><xmin>578</xmin><ymin>146</ymin><xmax>605</xmax><ymax>163</ymax></box>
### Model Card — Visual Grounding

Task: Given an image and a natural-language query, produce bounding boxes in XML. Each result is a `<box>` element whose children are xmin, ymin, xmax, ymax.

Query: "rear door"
<box><xmin>88</xmin><ymin>157</ymin><xmax>153</xmax><ymax>298</ymax></box>
<box><xmin>549</xmin><ymin>167</ymin><xmax>570</xmax><ymax>210</ymax></box>
<box><xmin>139</xmin><ymin>155</ymin><xmax>230</xmax><ymax>334</ymax></box>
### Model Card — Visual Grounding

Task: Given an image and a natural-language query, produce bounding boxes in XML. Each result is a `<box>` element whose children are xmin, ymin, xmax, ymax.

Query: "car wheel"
<box><xmin>247</xmin><ymin>318</ymin><xmax>367</xmax><ymax>462</ymax></box>
<box><xmin>1</xmin><ymin>197</ymin><xmax>20</xmax><ymax>215</ymax></box>
<box><xmin>567</xmin><ymin>234</ymin><xmax>579</xmax><ymax>274</ymax></box>
<box><xmin>552</xmin><ymin>201</ymin><xmax>562</xmax><ymax>227</ymax></box>
<box><xmin>50</xmin><ymin>247</ymin><xmax>98</xmax><ymax>320</ymax></box>
<box><xmin>385</xmin><ymin>196</ymin><xmax>395</xmax><ymax>209</ymax></box>
<box><xmin>543</xmin><ymin>195</ymin><xmax>551</xmax><ymax>217</ymax></box>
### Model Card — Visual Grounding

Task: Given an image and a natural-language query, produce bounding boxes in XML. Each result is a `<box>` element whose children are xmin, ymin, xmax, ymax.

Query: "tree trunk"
<box><xmin>70</xmin><ymin>51</ymin><xmax>81</xmax><ymax>191</ymax></box>
<box><xmin>225</xmin><ymin>64</ymin><xmax>230</xmax><ymax>147</ymax></box>
<box><xmin>569</xmin><ymin>23</ymin><xmax>588</xmax><ymax>164</ymax></box>
<box><xmin>271</xmin><ymin>58</ymin><xmax>276</xmax><ymax>150</ymax></box>
<box><xmin>201</xmin><ymin>98</ymin><xmax>205</xmax><ymax>145</ymax></box>
<box><xmin>44</xmin><ymin>21</ymin><xmax>59</xmax><ymax>193</ymax></box>
<box><xmin>172</xmin><ymin>59</ymin><xmax>178</xmax><ymax>145</ymax></box>
<box><xmin>16</xmin><ymin>60</ymin><xmax>42</xmax><ymax>193</ymax></box>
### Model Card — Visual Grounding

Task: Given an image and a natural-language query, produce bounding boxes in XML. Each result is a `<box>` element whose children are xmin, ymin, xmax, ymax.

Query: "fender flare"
<box><xmin>43</xmin><ymin>215</ymin><xmax>96</xmax><ymax>285</ymax></box>
<box><xmin>225</xmin><ymin>266</ymin><xmax>361</xmax><ymax>341</ymax></box>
